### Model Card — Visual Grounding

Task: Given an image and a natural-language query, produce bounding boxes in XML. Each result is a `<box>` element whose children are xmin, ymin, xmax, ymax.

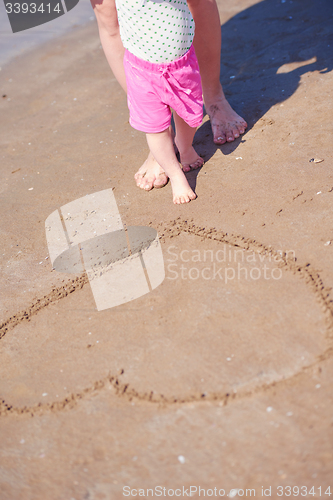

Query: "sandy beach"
<box><xmin>0</xmin><ymin>0</ymin><xmax>333</xmax><ymax>497</ymax></box>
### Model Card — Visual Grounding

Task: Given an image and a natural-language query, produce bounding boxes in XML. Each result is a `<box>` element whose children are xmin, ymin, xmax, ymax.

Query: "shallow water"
<box><xmin>0</xmin><ymin>0</ymin><xmax>95</xmax><ymax>66</ymax></box>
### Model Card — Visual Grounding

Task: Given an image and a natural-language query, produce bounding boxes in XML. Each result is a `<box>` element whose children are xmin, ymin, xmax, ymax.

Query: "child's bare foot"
<box><xmin>170</xmin><ymin>171</ymin><xmax>196</xmax><ymax>204</ymax></box>
<box><xmin>175</xmin><ymin>141</ymin><xmax>204</xmax><ymax>173</ymax></box>
<box><xmin>134</xmin><ymin>124</ymin><xmax>175</xmax><ymax>190</ymax></box>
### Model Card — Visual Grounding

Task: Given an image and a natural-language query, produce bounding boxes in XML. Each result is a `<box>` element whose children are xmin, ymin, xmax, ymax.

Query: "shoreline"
<box><xmin>0</xmin><ymin>0</ymin><xmax>95</xmax><ymax>67</ymax></box>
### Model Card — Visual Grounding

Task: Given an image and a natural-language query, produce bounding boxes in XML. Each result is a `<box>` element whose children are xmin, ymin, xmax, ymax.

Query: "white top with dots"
<box><xmin>116</xmin><ymin>0</ymin><xmax>195</xmax><ymax>63</ymax></box>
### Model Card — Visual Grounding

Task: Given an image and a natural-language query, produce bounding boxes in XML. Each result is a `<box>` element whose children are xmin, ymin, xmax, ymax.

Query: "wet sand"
<box><xmin>0</xmin><ymin>0</ymin><xmax>333</xmax><ymax>498</ymax></box>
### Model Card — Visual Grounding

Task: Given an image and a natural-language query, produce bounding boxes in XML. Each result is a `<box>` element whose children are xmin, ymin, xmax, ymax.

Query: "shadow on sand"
<box><xmin>191</xmin><ymin>0</ymin><xmax>332</xmax><ymax>184</ymax></box>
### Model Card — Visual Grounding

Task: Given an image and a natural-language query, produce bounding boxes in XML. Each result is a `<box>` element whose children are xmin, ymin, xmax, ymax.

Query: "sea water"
<box><xmin>0</xmin><ymin>0</ymin><xmax>95</xmax><ymax>66</ymax></box>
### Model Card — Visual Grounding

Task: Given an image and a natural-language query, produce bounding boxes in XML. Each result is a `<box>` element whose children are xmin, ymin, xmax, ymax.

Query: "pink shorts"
<box><xmin>124</xmin><ymin>45</ymin><xmax>203</xmax><ymax>133</ymax></box>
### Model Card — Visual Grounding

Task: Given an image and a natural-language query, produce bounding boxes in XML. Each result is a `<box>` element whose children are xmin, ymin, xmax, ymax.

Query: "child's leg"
<box><xmin>173</xmin><ymin>112</ymin><xmax>204</xmax><ymax>173</ymax></box>
<box><xmin>146</xmin><ymin>128</ymin><xmax>196</xmax><ymax>204</ymax></box>
<box><xmin>134</xmin><ymin>125</ymin><xmax>174</xmax><ymax>191</ymax></box>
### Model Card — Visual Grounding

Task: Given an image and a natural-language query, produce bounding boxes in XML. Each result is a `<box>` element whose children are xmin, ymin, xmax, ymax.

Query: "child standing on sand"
<box><xmin>115</xmin><ymin>0</ymin><xmax>204</xmax><ymax>204</ymax></box>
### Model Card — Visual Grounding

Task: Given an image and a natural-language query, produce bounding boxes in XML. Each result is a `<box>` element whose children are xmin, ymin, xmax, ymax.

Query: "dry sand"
<box><xmin>0</xmin><ymin>0</ymin><xmax>333</xmax><ymax>498</ymax></box>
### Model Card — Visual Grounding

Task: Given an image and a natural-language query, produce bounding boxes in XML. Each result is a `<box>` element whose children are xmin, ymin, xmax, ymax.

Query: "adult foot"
<box><xmin>134</xmin><ymin>152</ymin><xmax>168</xmax><ymax>190</ymax></box>
<box><xmin>205</xmin><ymin>93</ymin><xmax>247</xmax><ymax>145</ymax></box>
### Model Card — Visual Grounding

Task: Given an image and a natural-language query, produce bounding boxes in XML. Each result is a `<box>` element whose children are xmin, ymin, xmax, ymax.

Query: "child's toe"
<box><xmin>181</xmin><ymin>163</ymin><xmax>191</xmax><ymax>173</ymax></box>
<box><xmin>190</xmin><ymin>157</ymin><xmax>204</xmax><ymax>169</ymax></box>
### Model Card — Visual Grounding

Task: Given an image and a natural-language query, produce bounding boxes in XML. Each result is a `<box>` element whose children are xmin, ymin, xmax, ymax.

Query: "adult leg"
<box><xmin>187</xmin><ymin>0</ymin><xmax>247</xmax><ymax>144</ymax></box>
<box><xmin>90</xmin><ymin>0</ymin><xmax>168</xmax><ymax>190</ymax></box>
<box><xmin>90</xmin><ymin>0</ymin><xmax>127</xmax><ymax>91</ymax></box>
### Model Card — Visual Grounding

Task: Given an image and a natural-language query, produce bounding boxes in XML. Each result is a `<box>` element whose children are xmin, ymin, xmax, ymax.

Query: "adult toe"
<box><xmin>134</xmin><ymin>172</ymin><xmax>144</xmax><ymax>186</ymax></box>
<box><xmin>142</xmin><ymin>177</ymin><xmax>155</xmax><ymax>190</ymax></box>
<box><xmin>237</xmin><ymin>119</ymin><xmax>248</xmax><ymax>135</ymax></box>
<box><xmin>224</xmin><ymin>126</ymin><xmax>236</xmax><ymax>142</ymax></box>
<box><xmin>212</xmin><ymin>127</ymin><xmax>227</xmax><ymax>145</ymax></box>
<box><xmin>153</xmin><ymin>172</ymin><xmax>168</xmax><ymax>188</ymax></box>
<box><xmin>135</xmin><ymin>173</ymin><xmax>154</xmax><ymax>190</ymax></box>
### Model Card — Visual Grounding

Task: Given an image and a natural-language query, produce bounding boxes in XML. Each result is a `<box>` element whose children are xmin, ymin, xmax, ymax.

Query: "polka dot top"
<box><xmin>116</xmin><ymin>0</ymin><xmax>195</xmax><ymax>63</ymax></box>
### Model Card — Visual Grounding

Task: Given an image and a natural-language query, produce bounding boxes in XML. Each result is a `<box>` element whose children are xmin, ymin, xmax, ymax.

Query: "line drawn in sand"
<box><xmin>1</xmin><ymin>221</ymin><xmax>333</xmax><ymax>416</ymax></box>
